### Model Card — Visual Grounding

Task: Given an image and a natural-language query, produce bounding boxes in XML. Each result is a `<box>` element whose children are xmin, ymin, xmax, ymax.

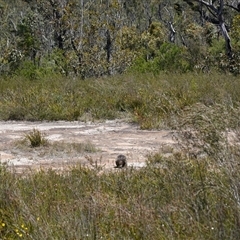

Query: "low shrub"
<box><xmin>25</xmin><ymin>128</ymin><xmax>48</xmax><ymax>147</ymax></box>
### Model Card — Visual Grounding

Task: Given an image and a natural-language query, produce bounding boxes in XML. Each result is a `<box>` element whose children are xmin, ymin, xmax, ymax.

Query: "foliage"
<box><xmin>0</xmin><ymin>71</ymin><xmax>240</xmax><ymax>129</ymax></box>
<box><xmin>176</xmin><ymin>103</ymin><xmax>240</xmax><ymax>160</ymax></box>
<box><xmin>231</xmin><ymin>14</ymin><xmax>240</xmax><ymax>42</ymax></box>
<box><xmin>1</xmin><ymin>120</ymin><xmax>240</xmax><ymax>239</ymax></box>
<box><xmin>25</xmin><ymin>128</ymin><xmax>48</xmax><ymax>147</ymax></box>
<box><xmin>0</xmin><ymin>0</ymin><xmax>239</xmax><ymax>77</ymax></box>
<box><xmin>130</xmin><ymin>42</ymin><xmax>191</xmax><ymax>74</ymax></box>
<box><xmin>1</xmin><ymin>70</ymin><xmax>240</xmax><ymax>140</ymax></box>
<box><xmin>0</xmin><ymin>68</ymin><xmax>240</xmax><ymax>238</ymax></box>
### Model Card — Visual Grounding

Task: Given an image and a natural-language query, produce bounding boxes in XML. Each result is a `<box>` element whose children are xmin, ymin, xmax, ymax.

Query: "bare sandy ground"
<box><xmin>0</xmin><ymin>120</ymin><xmax>176</xmax><ymax>173</ymax></box>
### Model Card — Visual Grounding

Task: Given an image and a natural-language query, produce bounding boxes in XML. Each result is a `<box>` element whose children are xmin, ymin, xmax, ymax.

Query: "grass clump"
<box><xmin>25</xmin><ymin>128</ymin><xmax>48</xmax><ymax>148</ymax></box>
<box><xmin>175</xmin><ymin>103</ymin><xmax>240</xmax><ymax>161</ymax></box>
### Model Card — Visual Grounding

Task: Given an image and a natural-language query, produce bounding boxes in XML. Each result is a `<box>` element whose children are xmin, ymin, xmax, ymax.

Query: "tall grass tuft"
<box><xmin>25</xmin><ymin>128</ymin><xmax>48</xmax><ymax>147</ymax></box>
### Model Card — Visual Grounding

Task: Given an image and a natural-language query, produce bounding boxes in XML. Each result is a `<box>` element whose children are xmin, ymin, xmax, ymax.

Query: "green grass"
<box><xmin>0</xmin><ymin>119</ymin><xmax>240</xmax><ymax>240</ymax></box>
<box><xmin>1</xmin><ymin>71</ymin><xmax>240</xmax><ymax>239</ymax></box>
<box><xmin>1</xmin><ymin>71</ymin><xmax>240</xmax><ymax>129</ymax></box>
<box><xmin>1</xmin><ymin>145</ymin><xmax>240</xmax><ymax>239</ymax></box>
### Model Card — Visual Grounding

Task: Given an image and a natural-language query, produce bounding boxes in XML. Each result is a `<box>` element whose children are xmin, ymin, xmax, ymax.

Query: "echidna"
<box><xmin>115</xmin><ymin>154</ymin><xmax>127</xmax><ymax>168</ymax></box>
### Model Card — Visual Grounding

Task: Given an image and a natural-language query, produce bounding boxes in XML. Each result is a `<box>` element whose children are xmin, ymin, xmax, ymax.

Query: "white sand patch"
<box><xmin>0</xmin><ymin>120</ymin><xmax>176</xmax><ymax>173</ymax></box>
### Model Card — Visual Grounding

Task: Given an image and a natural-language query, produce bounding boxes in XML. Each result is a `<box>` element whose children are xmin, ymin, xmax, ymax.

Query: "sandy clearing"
<box><xmin>0</xmin><ymin>120</ymin><xmax>176</xmax><ymax>173</ymax></box>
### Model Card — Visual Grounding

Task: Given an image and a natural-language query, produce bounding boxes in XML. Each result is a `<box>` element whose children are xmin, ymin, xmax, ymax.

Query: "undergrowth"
<box><xmin>1</xmin><ymin>142</ymin><xmax>240</xmax><ymax>239</ymax></box>
<box><xmin>1</xmin><ymin>71</ymin><xmax>240</xmax><ymax>239</ymax></box>
<box><xmin>1</xmin><ymin>102</ymin><xmax>240</xmax><ymax>239</ymax></box>
<box><xmin>0</xmin><ymin>71</ymin><xmax>240</xmax><ymax>129</ymax></box>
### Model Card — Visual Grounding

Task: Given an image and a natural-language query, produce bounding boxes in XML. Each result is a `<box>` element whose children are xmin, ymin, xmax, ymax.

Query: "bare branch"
<box><xmin>195</xmin><ymin>0</ymin><xmax>218</xmax><ymax>12</ymax></box>
<box><xmin>226</xmin><ymin>2</ymin><xmax>240</xmax><ymax>12</ymax></box>
<box><xmin>192</xmin><ymin>0</ymin><xmax>232</xmax><ymax>58</ymax></box>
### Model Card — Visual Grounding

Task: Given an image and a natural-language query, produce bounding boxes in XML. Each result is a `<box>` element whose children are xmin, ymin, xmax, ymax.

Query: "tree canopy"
<box><xmin>0</xmin><ymin>0</ymin><xmax>239</xmax><ymax>78</ymax></box>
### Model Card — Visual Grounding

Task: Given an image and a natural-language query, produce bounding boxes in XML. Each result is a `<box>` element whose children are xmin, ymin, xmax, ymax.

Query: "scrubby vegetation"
<box><xmin>1</xmin><ymin>71</ymin><xmax>240</xmax><ymax>129</ymax></box>
<box><xmin>1</xmin><ymin>71</ymin><xmax>240</xmax><ymax>239</ymax></box>
<box><xmin>0</xmin><ymin>1</ymin><xmax>240</xmax><ymax>78</ymax></box>
<box><xmin>1</xmin><ymin>0</ymin><xmax>240</xmax><ymax>239</ymax></box>
<box><xmin>1</xmin><ymin>125</ymin><xmax>240</xmax><ymax>239</ymax></box>
<box><xmin>24</xmin><ymin>128</ymin><xmax>49</xmax><ymax>148</ymax></box>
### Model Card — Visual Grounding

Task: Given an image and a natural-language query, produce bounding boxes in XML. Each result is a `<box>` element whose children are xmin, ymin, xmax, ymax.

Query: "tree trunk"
<box><xmin>195</xmin><ymin>0</ymin><xmax>232</xmax><ymax>57</ymax></box>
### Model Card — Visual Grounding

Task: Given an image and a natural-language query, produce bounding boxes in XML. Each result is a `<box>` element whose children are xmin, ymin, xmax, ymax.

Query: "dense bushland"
<box><xmin>0</xmin><ymin>0</ymin><xmax>240</xmax><ymax>78</ymax></box>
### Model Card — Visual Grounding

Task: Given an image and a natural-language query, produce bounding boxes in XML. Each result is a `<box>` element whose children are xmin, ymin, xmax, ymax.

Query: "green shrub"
<box><xmin>130</xmin><ymin>43</ymin><xmax>191</xmax><ymax>74</ymax></box>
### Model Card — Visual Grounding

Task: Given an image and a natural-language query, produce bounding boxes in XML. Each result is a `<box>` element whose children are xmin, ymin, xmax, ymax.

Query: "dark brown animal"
<box><xmin>115</xmin><ymin>154</ymin><xmax>127</xmax><ymax>168</ymax></box>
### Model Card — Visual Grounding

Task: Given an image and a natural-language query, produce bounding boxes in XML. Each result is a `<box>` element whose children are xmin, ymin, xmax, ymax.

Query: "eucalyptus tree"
<box><xmin>184</xmin><ymin>0</ymin><xmax>240</xmax><ymax>58</ymax></box>
<box><xmin>0</xmin><ymin>0</ymin><xmax>27</xmax><ymax>73</ymax></box>
<box><xmin>1</xmin><ymin>0</ymin><xmax>239</xmax><ymax>76</ymax></box>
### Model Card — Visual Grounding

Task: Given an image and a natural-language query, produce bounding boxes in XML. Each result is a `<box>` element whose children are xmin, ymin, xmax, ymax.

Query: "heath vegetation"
<box><xmin>1</xmin><ymin>0</ymin><xmax>240</xmax><ymax>239</ymax></box>
<box><xmin>1</xmin><ymin>122</ymin><xmax>240</xmax><ymax>239</ymax></box>
<box><xmin>1</xmin><ymin>71</ymin><xmax>240</xmax><ymax>239</ymax></box>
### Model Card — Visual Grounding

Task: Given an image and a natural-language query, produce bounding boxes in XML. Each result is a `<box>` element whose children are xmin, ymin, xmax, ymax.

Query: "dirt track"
<box><xmin>0</xmin><ymin>120</ymin><xmax>176</xmax><ymax>173</ymax></box>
